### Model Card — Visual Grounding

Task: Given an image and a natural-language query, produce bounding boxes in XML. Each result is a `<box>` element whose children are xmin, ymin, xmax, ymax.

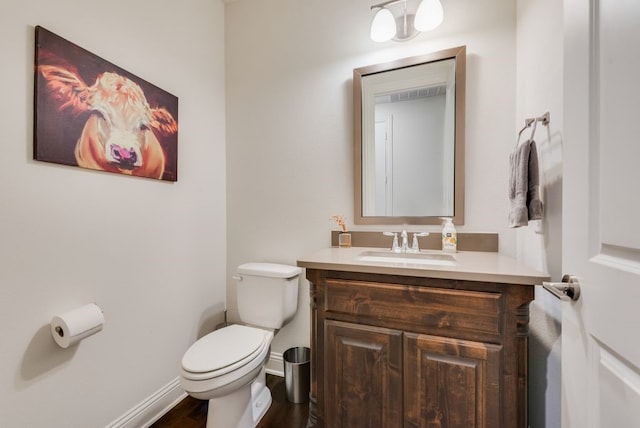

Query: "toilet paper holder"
<box><xmin>50</xmin><ymin>303</ymin><xmax>105</xmax><ymax>348</ymax></box>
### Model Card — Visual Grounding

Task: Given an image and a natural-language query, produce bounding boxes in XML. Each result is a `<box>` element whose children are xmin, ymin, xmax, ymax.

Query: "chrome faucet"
<box><xmin>383</xmin><ymin>231</ymin><xmax>400</xmax><ymax>252</ymax></box>
<box><xmin>409</xmin><ymin>232</ymin><xmax>429</xmax><ymax>253</ymax></box>
<box><xmin>384</xmin><ymin>230</ymin><xmax>429</xmax><ymax>253</ymax></box>
<box><xmin>400</xmin><ymin>229</ymin><xmax>409</xmax><ymax>253</ymax></box>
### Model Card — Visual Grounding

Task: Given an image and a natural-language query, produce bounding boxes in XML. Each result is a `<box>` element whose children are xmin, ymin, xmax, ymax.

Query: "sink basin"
<box><xmin>355</xmin><ymin>250</ymin><xmax>456</xmax><ymax>266</ymax></box>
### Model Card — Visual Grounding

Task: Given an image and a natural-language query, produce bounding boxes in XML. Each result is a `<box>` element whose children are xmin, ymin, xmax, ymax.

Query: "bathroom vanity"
<box><xmin>297</xmin><ymin>247</ymin><xmax>548</xmax><ymax>428</ymax></box>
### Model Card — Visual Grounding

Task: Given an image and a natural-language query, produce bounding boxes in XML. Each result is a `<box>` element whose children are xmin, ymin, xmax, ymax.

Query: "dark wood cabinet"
<box><xmin>404</xmin><ymin>333</ymin><xmax>502</xmax><ymax>428</ymax></box>
<box><xmin>305</xmin><ymin>269</ymin><xmax>534</xmax><ymax>428</ymax></box>
<box><xmin>325</xmin><ymin>320</ymin><xmax>403</xmax><ymax>427</ymax></box>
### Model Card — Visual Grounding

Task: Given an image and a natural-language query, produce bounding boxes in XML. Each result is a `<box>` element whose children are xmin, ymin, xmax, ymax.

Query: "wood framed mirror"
<box><xmin>354</xmin><ymin>45</ymin><xmax>465</xmax><ymax>225</ymax></box>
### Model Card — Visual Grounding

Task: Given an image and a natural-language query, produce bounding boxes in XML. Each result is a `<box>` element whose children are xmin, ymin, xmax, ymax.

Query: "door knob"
<box><xmin>542</xmin><ymin>274</ymin><xmax>581</xmax><ymax>301</ymax></box>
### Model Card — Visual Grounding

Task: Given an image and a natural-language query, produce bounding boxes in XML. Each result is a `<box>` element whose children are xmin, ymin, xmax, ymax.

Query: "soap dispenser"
<box><xmin>441</xmin><ymin>217</ymin><xmax>457</xmax><ymax>253</ymax></box>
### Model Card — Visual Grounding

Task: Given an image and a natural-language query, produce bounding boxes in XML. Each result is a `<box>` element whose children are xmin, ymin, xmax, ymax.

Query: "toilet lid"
<box><xmin>181</xmin><ymin>324</ymin><xmax>268</xmax><ymax>374</ymax></box>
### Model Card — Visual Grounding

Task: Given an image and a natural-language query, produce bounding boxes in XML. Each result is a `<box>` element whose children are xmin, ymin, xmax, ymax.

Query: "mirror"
<box><xmin>354</xmin><ymin>46</ymin><xmax>465</xmax><ymax>225</ymax></box>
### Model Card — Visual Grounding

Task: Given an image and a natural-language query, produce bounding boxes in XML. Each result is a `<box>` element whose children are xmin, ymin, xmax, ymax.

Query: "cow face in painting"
<box><xmin>38</xmin><ymin>65</ymin><xmax>177</xmax><ymax>179</ymax></box>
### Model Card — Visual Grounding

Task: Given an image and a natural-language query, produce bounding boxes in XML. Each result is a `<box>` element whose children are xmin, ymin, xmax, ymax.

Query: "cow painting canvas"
<box><xmin>34</xmin><ymin>26</ymin><xmax>178</xmax><ymax>181</ymax></box>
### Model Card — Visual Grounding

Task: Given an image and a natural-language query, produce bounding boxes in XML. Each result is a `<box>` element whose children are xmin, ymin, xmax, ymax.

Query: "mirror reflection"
<box><xmin>354</xmin><ymin>46</ymin><xmax>466</xmax><ymax>225</ymax></box>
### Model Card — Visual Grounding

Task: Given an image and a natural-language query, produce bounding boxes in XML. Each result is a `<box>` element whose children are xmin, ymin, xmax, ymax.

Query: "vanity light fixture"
<box><xmin>370</xmin><ymin>0</ymin><xmax>444</xmax><ymax>42</ymax></box>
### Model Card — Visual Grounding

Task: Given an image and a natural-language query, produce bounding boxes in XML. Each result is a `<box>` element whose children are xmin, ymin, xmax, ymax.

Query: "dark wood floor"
<box><xmin>151</xmin><ymin>374</ymin><xmax>309</xmax><ymax>428</ymax></box>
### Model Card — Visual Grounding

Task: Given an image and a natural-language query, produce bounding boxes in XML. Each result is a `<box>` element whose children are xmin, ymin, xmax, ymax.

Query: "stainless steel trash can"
<box><xmin>283</xmin><ymin>346</ymin><xmax>310</xmax><ymax>403</ymax></box>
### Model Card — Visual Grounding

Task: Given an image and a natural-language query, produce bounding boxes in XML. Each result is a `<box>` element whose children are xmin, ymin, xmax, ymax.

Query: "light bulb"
<box><xmin>414</xmin><ymin>0</ymin><xmax>444</xmax><ymax>32</ymax></box>
<box><xmin>370</xmin><ymin>8</ymin><xmax>396</xmax><ymax>42</ymax></box>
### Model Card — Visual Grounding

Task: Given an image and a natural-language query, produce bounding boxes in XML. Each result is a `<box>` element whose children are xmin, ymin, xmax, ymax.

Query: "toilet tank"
<box><xmin>235</xmin><ymin>263</ymin><xmax>302</xmax><ymax>329</ymax></box>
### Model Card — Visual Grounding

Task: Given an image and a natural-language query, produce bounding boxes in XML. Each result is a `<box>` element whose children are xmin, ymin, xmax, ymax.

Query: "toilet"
<box><xmin>179</xmin><ymin>262</ymin><xmax>302</xmax><ymax>428</ymax></box>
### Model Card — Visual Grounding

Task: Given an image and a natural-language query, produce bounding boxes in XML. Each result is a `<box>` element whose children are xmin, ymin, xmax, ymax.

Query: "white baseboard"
<box><xmin>264</xmin><ymin>351</ymin><xmax>284</xmax><ymax>378</ymax></box>
<box><xmin>106</xmin><ymin>353</ymin><xmax>284</xmax><ymax>428</ymax></box>
<box><xmin>105</xmin><ymin>377</ymin><xmax>186</xmax><ymax>428</ymax></box>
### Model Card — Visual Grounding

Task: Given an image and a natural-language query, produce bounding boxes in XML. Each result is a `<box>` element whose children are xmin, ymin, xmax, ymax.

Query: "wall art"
<box><xmin>34</xmin><ymin>26</ymin><xmax>179</xmax><ymax>181</ymax></box>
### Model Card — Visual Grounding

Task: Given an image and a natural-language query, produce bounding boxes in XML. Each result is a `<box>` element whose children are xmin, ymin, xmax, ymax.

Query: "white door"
<box><xmin>562</xmin><ymin>0</ymin><xmax>640</xmax><ymax>427</ymax></box>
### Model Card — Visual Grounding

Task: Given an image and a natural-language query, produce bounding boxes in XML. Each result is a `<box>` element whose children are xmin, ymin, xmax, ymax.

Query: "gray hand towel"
<box><xmin>508</xmin><ymin>139</ymin><xmax>543</xmax><ymax>228</ymax></box>
<box><xmin>527</xmin><ymin>140</ymin><xmax>543</xmax><ymax>220</ymax></box>
<box><xmin>508</xmin><ymin>141</ymin><xmax>531</xmax><ymax>228</ymax></box>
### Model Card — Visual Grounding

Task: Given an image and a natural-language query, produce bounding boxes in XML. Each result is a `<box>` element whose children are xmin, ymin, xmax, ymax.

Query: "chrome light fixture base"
<box><xmin>370</xmin><ymin>0</ymin><xmax>443</xmax><ymax>42</ymax></box>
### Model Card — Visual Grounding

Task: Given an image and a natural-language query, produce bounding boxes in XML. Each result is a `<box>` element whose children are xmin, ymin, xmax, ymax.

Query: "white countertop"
<box><xmin>297</xmin><ymin>247</ymin><xmax>549</xmax><ymax>285</ymax></box>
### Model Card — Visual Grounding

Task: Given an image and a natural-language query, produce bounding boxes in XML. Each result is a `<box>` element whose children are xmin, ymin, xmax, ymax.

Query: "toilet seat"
<box><xmin>181</xmin><ymin>324</ymin><xmax>271</xmax><ymax>381</ymax></box>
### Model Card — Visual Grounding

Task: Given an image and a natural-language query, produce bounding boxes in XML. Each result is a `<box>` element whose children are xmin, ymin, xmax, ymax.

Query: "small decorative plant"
<box><xmin>331</xmin><ymin>215</ymin><xmax>351</xmax><ymax>247</ymax></box>
<box><xmin>331</xmin><ymin>215</ymin><xmax>348</xmax><ymax>233</ymax></box>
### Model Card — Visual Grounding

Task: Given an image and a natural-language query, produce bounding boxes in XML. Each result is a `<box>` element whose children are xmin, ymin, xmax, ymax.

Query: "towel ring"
<box><xmin>518</xmin><ymin>118</ymin><xmax>534</xmax><ymax>139</ymax></box>
<box><xmin>529</xmin><ymin>118</ymin><xmax>538</xmax><ymax>140</ymax></box>
<box><xmin>516</xmin><ymin>119</ymin><xmax>534</xmax><ymax>147</ymax></box>
<box><xmin>515</xmin><ymin>112</ymin><xmax>550</xmax><ymax>147</ymax></box>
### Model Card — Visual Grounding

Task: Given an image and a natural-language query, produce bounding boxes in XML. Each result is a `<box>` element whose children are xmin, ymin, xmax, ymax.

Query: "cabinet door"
<box><xmin>325</xmin><ymin>320</ymin><xmax>403</xmax><ymax>428</ymax></box>
<box><xmin>404</xmin><ymin>333</ymin><xmax>502</xmax><ymax>428</ymax></box>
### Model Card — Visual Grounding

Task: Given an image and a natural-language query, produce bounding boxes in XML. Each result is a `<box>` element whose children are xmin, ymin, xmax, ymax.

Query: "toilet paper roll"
<box><xmin>51</xmin><ymin>303</ymin><xmax>104</xmax><ymax>348</ymax></box>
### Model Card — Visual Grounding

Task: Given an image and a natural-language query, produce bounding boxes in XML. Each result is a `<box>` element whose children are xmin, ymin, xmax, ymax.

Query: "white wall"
<box><xmin>225</xmin><ymin>0</ymin><xmax>518</xmax><ymax>360</ymax></box>
<box><xmin>0</xmin><ymin>1</ymin><xmax>226</xmax><ymax>426</ymax></box>
<box><xmin>515</xmin><ymin>1</ymin><xmax>563</xmax><ymax>427</ymax></box>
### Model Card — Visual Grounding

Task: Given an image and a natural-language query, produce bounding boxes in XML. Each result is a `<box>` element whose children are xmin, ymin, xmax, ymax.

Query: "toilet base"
<box><xmin>205</xmin><ymin>368</ymin><xmax>272</xmax><ymax>428</ymax></box>
<box><xmin>251</xmin><ymin>368</ymin><xmax>272</xmax><ymax>424</ymax></box>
